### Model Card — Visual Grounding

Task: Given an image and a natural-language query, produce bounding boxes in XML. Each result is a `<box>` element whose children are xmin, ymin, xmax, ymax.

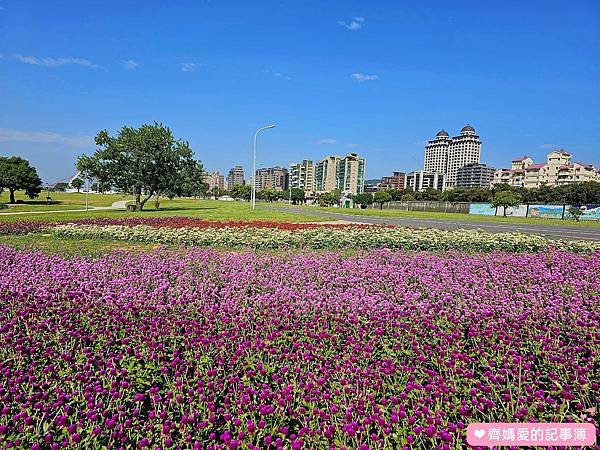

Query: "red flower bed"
<box><xmin>68</xmin><ymin>217</ymin><xmax>392</xmax><ymax>230</ymax></box>
<box><xmin>0</xmin><ymin>217</ymin><xmax>393</xmax><ymax>235</ymax></box>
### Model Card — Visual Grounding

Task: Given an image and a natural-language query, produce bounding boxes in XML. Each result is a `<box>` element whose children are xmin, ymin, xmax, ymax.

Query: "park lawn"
<box><xmin>0</xmin><ymin>190</ymin><xmax>127</xmax><ymax>208</ymax></box>
<box><xmin>293</xmin><ymin>205</ymin><xmax>600</xmax><ymax>227</ymax></box>
<box><xmin>0</xmin><ymin>197</ymin><xmax>324</xmax><ymax>223</ymax></box>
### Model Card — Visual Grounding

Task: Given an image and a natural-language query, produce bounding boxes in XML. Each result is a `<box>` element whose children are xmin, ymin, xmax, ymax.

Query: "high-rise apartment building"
<box><xmin>203</xmin><ymin>171</ymin><xmax>226</xmax><ymax>191</ymax></box>
<box><xmin>315</xmin><ymin>153</ymin><xmax>366</xmax><ymax>195</ymax></box>
<box><xmin>455</xmin><ymin>163</ymin><xmax>496</xmax><ymax>188</ymax></box>
<box><xmin>227</xmin><ymin>166</ymin><xmax>245</xmax><ymax>189</ymax></box>
<box><xmin>315</xmin><ymin>156</ymin><xmax>340</xmax><ymax>193</ymax></box>
<box><xmin>289</xmin><ymin>160</ymin><xmax>315</xmax><ymax>196</ymax></box>
<box><xmin>337</xmin><ymin>153</ymin><xmax>366</xmax><ymax>195</ymax></box>
<box><xmin>424</xmin><ymin>130</ymin><xmax>451</xmax><ymax>176</ymax></box>
<box><xmin>255</xmin><ymin>167</ymin><xmax>288</xmax><ymax>191</ymax></box>
<box><xmin>424</xmin><ymin>125</ymin><xmax>481</xmax><ymax>188</ymax></box>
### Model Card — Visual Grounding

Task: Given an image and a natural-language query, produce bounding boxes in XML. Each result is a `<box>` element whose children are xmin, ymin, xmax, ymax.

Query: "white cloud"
<box><xmin>181</xmin><ymin>62</ymin><xmax>205</xmax><ymax>72</ymax></box>
<box><xmin>351</xmin><ymin>72</ymin><xmax>378</xmax><ymax>82</ymax></box>
<box><xmin>124</xmin><ymin>60</ymin><xmax>138</xmax><ymax>70</ymax></box>
<box><xmin>338</xmin><ymin>16</ymin><xmax>365</xmax><ymax>30</ymax></box>
<box><xmin>317</xmin><ymin>138</ymin><xmax>337</xmax><ymax>145</ymax></box>
<box><xmin>13</xmin><ymin>54</ymin><xmax>100</xmax><ymax>68</ymax></box>
<box><xmin>0</xmin><ymin>128</ymin><xmax>93</xmax><ymax>148</ymax></box>
<box><xmin>347</xmin><ymin>143</ymin><xmax>359</xmax><ymax>148</ymax></box>
<box><xmin>540</xmin><ymin>143</ymin><xmax>559</xmax><ymax>149</ymax></box>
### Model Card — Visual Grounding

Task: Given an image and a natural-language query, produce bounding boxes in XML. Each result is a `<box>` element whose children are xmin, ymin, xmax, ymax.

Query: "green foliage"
<box><xmin>373</xmin><ymin>191</ymin><xmax>392</xmax><ymax>209</ymax></box>
<box><xmin>52</xmin><ymin>182</ymin><xmax>69</xmax><ymax>192</ymax></box>
<box><xmin>0</xmin><ymin>156</ymin><xmax>43</xmax><ymax>203</ymax></box>
<box><xmin>567</xmin><ymin>206</ymin><xmax>583</xmax><ymax>222</ymax></box>
<box><xmin>71</xmin><ymin>177</ymin><xmax>84</xmax><ymax>192</ymax></box>
<box><xmin>77</xmin><ymin>122</ymin><xmax>200</xmax><ymax>211</ymax></box>
<box><xmin>317</xmin><ymin>192</ymin><xmax>338</xmax><ymax>207</ymax></box>
<box><xmin>230</xmin><ymin>184</ymin><xmax>251</xmax><ymax>201</ymax></box>
<box><xmin>288</xmin><ymin>188</ymin><xmax>306</xmax><ymax>205</ymax></box>
<box><xmin>257</xmin><ymin>188</ymin><xmax>281</xmax><ymax>203</ymax></box>
<box><xmin>353</xmin><ymin>193</ymin><xmax>373</xmax><ymax>208</ymax></box>
<box><xmin>492</xmin><ymin>190</ymin><xmax>522</xmax><ymax>217</ymax></box>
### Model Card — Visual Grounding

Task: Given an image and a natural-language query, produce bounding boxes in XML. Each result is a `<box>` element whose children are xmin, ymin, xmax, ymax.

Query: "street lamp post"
<box><xmin>252</xmin><ymin>124</ymin><xmax>276</xmax><ymax>210</ymax></box>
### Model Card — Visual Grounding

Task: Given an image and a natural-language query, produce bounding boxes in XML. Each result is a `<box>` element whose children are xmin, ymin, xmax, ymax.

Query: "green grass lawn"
<box><xmin>289</xmin><ymin>205</ymin><xmax>600</xmax><ymax>227</ymax></box>
<box><xmin>0</xmin><ymin>192</ymin><xmax>323</xmax><ymax>223</ymax></box>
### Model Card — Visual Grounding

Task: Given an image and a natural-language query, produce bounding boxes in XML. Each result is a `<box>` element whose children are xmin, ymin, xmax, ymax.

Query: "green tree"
<box><xmin>401</xmin><ymin>192</ymin><xmax>415</xmax><ymax>201</ymax></box>
<box><xmin>491</xmin><ymin>190</ymin><xmax>522</xmax><ymax>217</ymax></box>
<box><xmin>567</xmin><ymin>205</ymin><xmax>583</xmax><ymax>222</ymax></box>
<box><xmin>231</xmin><ymin>184</ymin><xmax>251</xmax><ymax>201</ymax></box>
<box><xmin>373</xmin><ymin>191</ymin><xmax>392</xmax><ymax>210</ymax></box>
<box><xmin>353</xmin><ymin>192</ymin><xmax>373</xmax><ymax>208</ymax></box>
<box><xmin>76</xmin><ymin>122</ymin><xmax>199</xmax><ymax>211</ymax></box>
<box><xmin>258</xmin><ymin>188</ymin><xmax>280</xmax><ymax>203</ymax></box>
<box><xmin>420</xmin><ymin>187</ymin><xmax>442</xmax><ymax>201</ymax></box>
<box><xmin>317</xmin><ymin>192</ymin><xmax>337</xmax><ymax>207</ymax></box>
<box><xmin>288</xmin><ymin>188</ymin><xmax>306</xmax><ymax>205</ymax></box>
<box><xmin>52</xmin><ymin>182</ymin><xmax>69</xmax><ymax>192</ymax></box>
<box><xmin>0</xmin><ymin>156</ymin><xmax>43</xmax><ymax>203</ymax></box>
<box><xmin>71</xmin><ymin>177</ymin><xmax>84</xmax><ymax>192</ymax></box>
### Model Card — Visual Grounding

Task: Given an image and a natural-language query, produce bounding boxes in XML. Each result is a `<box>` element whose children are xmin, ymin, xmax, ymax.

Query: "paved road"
<box><xmin>270</xmin><ymin>206</ymin><xmax>600</xmax><ymax>241</ymax></box>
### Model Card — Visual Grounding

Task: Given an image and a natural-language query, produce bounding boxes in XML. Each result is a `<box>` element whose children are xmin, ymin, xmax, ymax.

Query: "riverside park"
<box><xmin>0</xmin><ymin>192</ymin><xmax>598</xmax><ymax>449</ymax></box>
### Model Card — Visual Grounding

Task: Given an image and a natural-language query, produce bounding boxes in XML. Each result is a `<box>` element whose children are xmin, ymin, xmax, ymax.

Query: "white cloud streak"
<box><xmin>540</xmin><ymin>143</ymin><xmax>560</xmax><ymax>149</ymax></box>
<box><xmin>181</xmin><ymin>62</ymin><xmax>205</xmax><ymax>72</ymax></box>
<box><xmin>351</xmin><ymin>72</ymin><xmax>378</xmax><ymax>82</ymax></box>
<box><xmin>13</xmin><ymin>54</ymin><xmax>100</xmax><ymax>68</ymax></box>
<box><xmin>338</xmin><ymin>17</ymin><xmax>365</xmax><ymax>30</ymax></box>
<box><xmin>317</xmin><ymin>138</ymin><xmax>337</xmax><ymax>145</ymax></box>
<box><xmin>0</xmin><ymin>128</ymin><xmax>93</xmax><ymax>148</ymax></box>
<box><xmin>124</xmin><ymin>60</ymin><xmax>138</xmax><ymax>70</ymax></box>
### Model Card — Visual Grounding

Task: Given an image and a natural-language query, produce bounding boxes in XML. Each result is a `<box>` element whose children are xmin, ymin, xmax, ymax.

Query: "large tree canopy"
<box><xmin>77</xmin><ymin>122</ymin><xmax>202</xmax><ymax>210</ymax></box>
<box><xmin>0</xmin><ymin>156</ymin><xmax>43</xmax><ymax>203</ymax></box>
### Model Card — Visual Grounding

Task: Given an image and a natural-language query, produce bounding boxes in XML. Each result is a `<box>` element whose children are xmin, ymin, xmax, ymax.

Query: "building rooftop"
<box><xmin>526</xmin><ymin>164</ymin><xmax>546</xmax><ymax>170</ymax></box>
<box><xmin>461</xmin><ymin>124</ymin><xmax>475</xmax><ymax>133</ymax></box>
<box><xmin>436</xmin><ymin>129</ymin><xmax>449</xmax><ymax>137</ymax></box>
<box><xmin>512</xmin><ymin>156</ymin><xmax>529</xmax><ymax>162</ymax></box>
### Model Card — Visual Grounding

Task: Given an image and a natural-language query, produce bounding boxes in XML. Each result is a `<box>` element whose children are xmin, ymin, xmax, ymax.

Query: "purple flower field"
<box><xmin>0</xmin><ymin>245</ymin><xmax>598</xmax><ymax>449</ymax></box>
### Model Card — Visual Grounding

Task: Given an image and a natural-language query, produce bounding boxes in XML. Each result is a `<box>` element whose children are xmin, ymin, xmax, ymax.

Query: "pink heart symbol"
<box><xmin>474</xmin><ymin>429</ymin><xmax>486</xmax><ymax>439</ymax></box>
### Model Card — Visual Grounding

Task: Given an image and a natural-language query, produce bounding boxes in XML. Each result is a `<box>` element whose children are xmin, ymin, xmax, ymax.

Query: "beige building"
<box><xmin>424</xmin><ymin>125</ymin><xmax>482</xmax><ymax>188</ymax></box>
<box><xmin>255</xmin><ymin>166</ymin><xmax>288</xmax><ymax>191</ymax></box>
<box><xmin>289</xmin><ymin>160</ymin><xmax>315</xmax><ymax>196</ymax></box>
<box><xmin>494</xmin><ymin>150</ymin><xmax>600</xmax><ymax>188</ymax></box>
<box><xmin>203</xmin><ymin>171</ymin><xmax>225</xmax><ymax>191</ymax></box>
<box><xmin>315</xmin><ymin>153</ymin><xmax>366</xmax><ymax>195</ymax></box>
<box><xmin>315</xmin><ymin>156</ymin><xmax>340</xmax><ymax>193</ymax></box>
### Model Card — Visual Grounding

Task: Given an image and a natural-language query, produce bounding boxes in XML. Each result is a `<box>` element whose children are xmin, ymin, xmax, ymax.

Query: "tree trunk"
<box><xmin>139</xmin><ymin>191</ymin><xmax>154</xmax><ymax>211</ymax></box>
<box><xmin>9</xmin><ymin>189</ymin><xmax>15</xmax><ymax>204</ymax></box>
<box><xmin>503</xmin><ymin>206</ymin><xmax>507</xmax><ymax>217</ymax></box>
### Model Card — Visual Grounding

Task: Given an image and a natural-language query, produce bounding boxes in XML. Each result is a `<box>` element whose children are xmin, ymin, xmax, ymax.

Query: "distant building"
<box><xmin>315</xmin><ymin>156</ymin><xmax>340</xmax><ymax>193</ymax></box>
<box><xmin>424</xmin><ymin>125</ymin><xmax>482</xmax><ymax>188</ymax></box>
<box><xmin>255</xmin><ymin>166</ymin><xmax>288</xmax><ymax>191</ymax></box>
<box><xmin>363</xmin><ymin>179</ymin><xmax>380</xmax><ymax>193</ymax></box>
<box><xmin>337</xmin><ymin>153</ymin><xmax>366</xmax><ymax>195</ymax></box>
<box><xmin>203</xmin><ymin>171</ymin><xmax>225</xmax><ymax>191</ymax></box>
<box><xmin>455</xmin><ymin>163</ymin><xmax>495</xmax><ymax>188</ymax></box>
<box><xmin>227</xmin><ymin>166</ymin><xmax>245</xmax><ymax>189</ymax></box>
<box><xmin>494</xmin><ymin>150</ymin><xmax>600</xmax><ymax>188</ymax></box>
<box><xmin>405</xmin><ymin>171</ymin><xmax>445</xmax><ymax>191</ymax></box>
<box><xmin>289</xmin><ymin>160</ymin><xmax>315</xmax><ymax>196</ymax></box>
<box><xmin>379</xmin><ymin>172</ymin><xmax>406</xmax><ymax>191</ymax></box>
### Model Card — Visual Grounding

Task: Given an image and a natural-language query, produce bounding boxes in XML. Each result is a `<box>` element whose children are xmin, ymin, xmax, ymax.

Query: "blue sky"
<box><xmin>1</xmin><ymin>0</ymin><xmax>599</xmax><ymax>183</ymax></box>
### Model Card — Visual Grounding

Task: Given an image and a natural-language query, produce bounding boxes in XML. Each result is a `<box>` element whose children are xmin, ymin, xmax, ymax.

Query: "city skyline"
<box><xmin>1</xmin><ymin>1</ymin><xmax>599</xmax><ymax>183</ymax></box>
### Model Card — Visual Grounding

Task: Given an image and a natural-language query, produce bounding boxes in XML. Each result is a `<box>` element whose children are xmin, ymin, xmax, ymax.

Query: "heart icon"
<box><xmin>474</xmin><ymin>429</ymin><xmax>486</xmax><ymax>439</ymax></box>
